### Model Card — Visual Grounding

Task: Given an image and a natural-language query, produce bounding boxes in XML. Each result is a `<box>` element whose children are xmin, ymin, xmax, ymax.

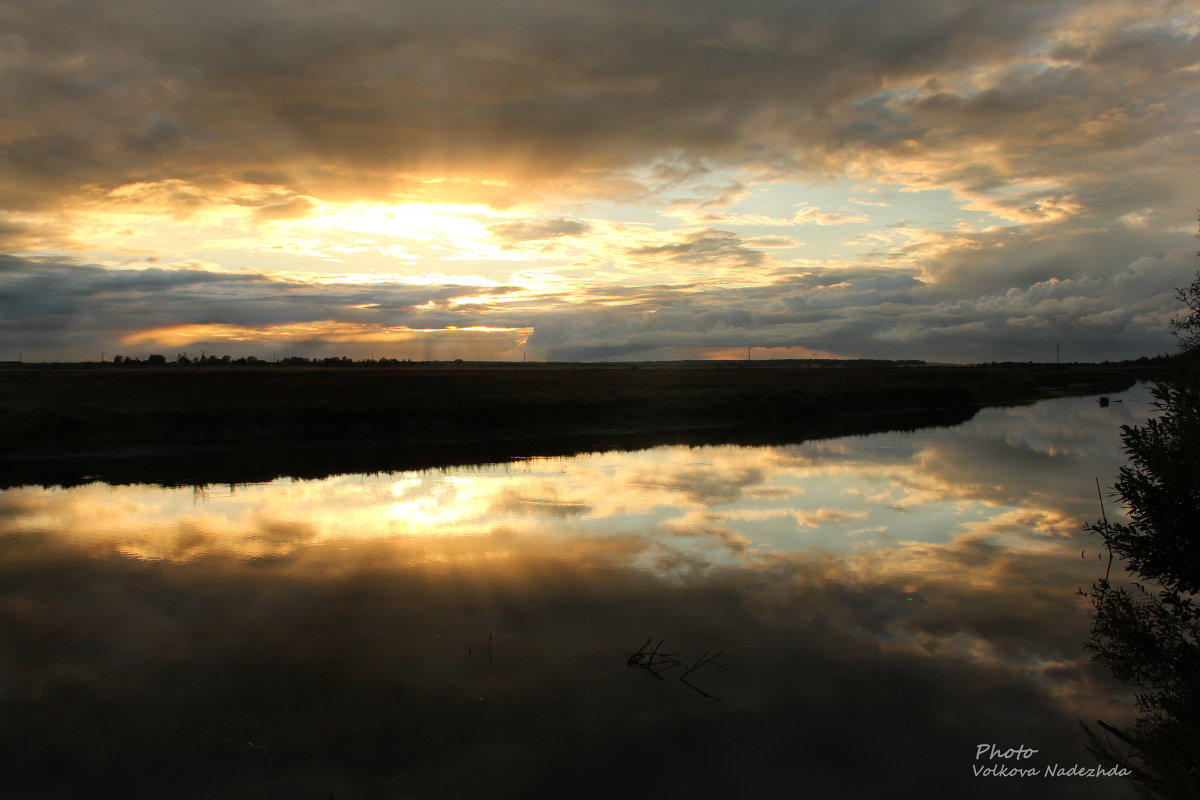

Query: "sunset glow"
<box><xmin>2</xmin><ymin>1</ymin><xmax>1197</xmax><ymax>362</ymax></box>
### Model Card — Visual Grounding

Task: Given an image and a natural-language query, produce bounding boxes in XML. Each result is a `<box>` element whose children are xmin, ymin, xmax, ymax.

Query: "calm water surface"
<box><xmin>0</xmin><ymin>387</ymin><xmax>1154</xmax><ymax>797</ymax></box>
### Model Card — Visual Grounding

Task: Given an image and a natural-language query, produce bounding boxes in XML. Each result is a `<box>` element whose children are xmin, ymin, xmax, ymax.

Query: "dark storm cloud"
<box><xmin>525</xmin><ymin>248</ymin><xmax>1189</xmax><ymax>361</ymax></box>
<box><xmin>0</xmin><ymin>256</ymin><xmax>529</xmax><ymax>357</ymax></box>
<box><xmin>1</xmin><ymin>0</ymin><xmax>1196</xmax><ymax>360</ymax></box>
<box><xmin>0</xmin><ymin>0</ymin><xmax>1159</xmax><ymax>207</ymax></box>
<box><xmin>0</xmin><ymin>242</ymin><xmax>1188</xmax><ymax>362</ymax></box>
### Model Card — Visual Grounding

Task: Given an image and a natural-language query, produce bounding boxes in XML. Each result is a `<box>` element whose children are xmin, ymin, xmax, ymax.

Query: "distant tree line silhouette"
<box><xmin>99</xmin><ymin>353</ymin><xmax>1172</xmax><ymax>369</ymax></box>
<box><xmin>108</xmin><ymin>353</ymin><xmax>416</xmax><ymax>366</ymax></box>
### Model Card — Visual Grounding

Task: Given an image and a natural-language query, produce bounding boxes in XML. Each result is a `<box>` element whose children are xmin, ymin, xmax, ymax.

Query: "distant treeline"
<box><xmin>110</xmin><ymin>353</ymin><xmax>419</xmax><ymax>366</ymax></box>
<box><xmin>107</xmin><ymin>353</ymin><xmax>925</xmax><ymax>368</ymax></box>
<box><xmin>85</xmin><ymin>353</ymin><xmax>1175</xmax><ymax>369</ymax></box>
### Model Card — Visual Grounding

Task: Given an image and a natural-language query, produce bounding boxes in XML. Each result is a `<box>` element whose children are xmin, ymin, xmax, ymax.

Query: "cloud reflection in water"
<box><xmin>0</xmin><ymin>387</ymin><xmax>1154</xmax><ymax>797</ymax></box>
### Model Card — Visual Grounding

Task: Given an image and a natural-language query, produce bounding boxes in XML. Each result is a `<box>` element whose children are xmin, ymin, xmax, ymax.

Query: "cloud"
<box><xmin>627</xmin><ymin>228</ymin><xmax>766</xmax><ymax>269</ymax></box>
<box><xmin>2</xmin><ymin>0</ymin><xmax>1189</xmax><ymax>211</ymax></box>
<box><xmin>251</xmin><ymin>196</ymin><xmax>318</xmax><ymax>223</ymax></box>
<box><xmin>0</xmin><ymin>431</ymin><xmax>1139</xmax><ymax>795</ymax></box>
<box><xmin>792</xmin><ymin>206</ymin><xmax>872</xmax><ymax>226</ymax></box>
<box><xmin>0</xmin><ymin>256</ymin><xmax>537</xmax><ymax>359</ymax></box>
<box><xmin>0</xmin><ymin>0</ymin><xmax>1197</xmax><ymax>361</ymax></box>
<box><xmin>2</xmin><ymin>239</ymin><xmax>1191</xmax><ymax>363</ymax></box>
<box><xmin>487</xmin><ymin>218</ymin><xmax>590</xmax><ymax>244</ymax></box>
<box><xmin>522</xmin><ymin>249</ymin><xmax>1192</xmax><ymax>362</ymax></box>
<box><xmin>667</xmin><ymin>203</ymin><xmax>870</xmax><ymax>229</ymax></box>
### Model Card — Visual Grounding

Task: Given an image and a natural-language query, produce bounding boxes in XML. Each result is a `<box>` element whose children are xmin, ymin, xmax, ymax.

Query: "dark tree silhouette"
<box><xmin>1084</xmin><ymin>265</ymin><xmax>1200</xmax><ymax>798</ymax></box>
<box><xmin>1170</xmin><ymin>272</ymin><xmax>1200</xmax><ymax>354</ymax></box>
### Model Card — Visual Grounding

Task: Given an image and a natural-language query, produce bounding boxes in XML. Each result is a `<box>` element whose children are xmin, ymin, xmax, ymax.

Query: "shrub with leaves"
<box><xmin>1085</xmin><ymin>266</ymin><xmax>1200</xmax><ymax>798</ymax></box>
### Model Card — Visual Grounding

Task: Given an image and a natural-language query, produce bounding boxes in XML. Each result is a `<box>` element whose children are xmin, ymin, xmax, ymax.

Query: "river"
<box><xmin>0</xmin><ymin>385</ymin><xmax>1154</xmax><ymax>798</ymax></box>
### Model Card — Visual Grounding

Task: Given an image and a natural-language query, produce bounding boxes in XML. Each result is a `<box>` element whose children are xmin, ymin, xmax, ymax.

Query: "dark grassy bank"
<box><xmin>0</xmin><ymin>360</ymin><xmax>1155</xmax><ymax>486</ymax></box>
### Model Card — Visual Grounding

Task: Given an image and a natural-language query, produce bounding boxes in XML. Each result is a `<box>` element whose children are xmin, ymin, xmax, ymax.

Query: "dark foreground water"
<box><xmin>0</xmin><ymin>387</ymin><xmax>1154</xmax><ymax>798</ymax></box>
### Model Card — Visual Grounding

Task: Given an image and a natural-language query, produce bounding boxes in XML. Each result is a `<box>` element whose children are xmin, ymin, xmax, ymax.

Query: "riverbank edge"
<box><xmin>0</xmin><ymin>363</ymin><xmax>1154</xmax><ymax>487</ymax></box>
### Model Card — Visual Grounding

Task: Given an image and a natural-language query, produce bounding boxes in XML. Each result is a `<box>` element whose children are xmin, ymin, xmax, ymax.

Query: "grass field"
<box><xmin>0</xmin><ymin>360</ymin><xmax>1154</xmax><ymax>486</ymax></box>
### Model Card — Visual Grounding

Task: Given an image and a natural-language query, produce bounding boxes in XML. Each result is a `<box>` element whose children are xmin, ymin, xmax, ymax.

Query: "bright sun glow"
<box><xmin>245</xmin><ymin>200</ymin><xmax>546</xmax><ymax>267</ymax></box>
<box><xmin>6</xmin><ymin>1</ymin><xmax>1197</xmax><ymax>364</ymax></box>
<box><xmin>299</xmin><ymin>202</ymin><xmax>499</xmax><ymax>241</ymax></box>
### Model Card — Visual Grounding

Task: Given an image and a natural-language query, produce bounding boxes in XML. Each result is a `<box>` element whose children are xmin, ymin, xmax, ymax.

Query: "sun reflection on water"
<box><xmin>0</xmin><ymin>386</ymin><xmax>1155</xmax><ymax>798</ymax></box>
<box><xmin>2</xmin><ymin>387</ymin><xmax>1153</xmax><ymax>573</ymax></box>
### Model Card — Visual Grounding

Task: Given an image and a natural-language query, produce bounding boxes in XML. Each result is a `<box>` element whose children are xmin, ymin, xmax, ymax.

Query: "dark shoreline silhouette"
<box><xmin>0</xmin><ymin>360</ymin><xmax>1154</xmax><ymax>487</ymax></box>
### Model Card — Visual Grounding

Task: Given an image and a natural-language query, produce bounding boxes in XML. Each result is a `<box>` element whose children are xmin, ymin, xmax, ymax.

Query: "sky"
<box><xmin>1</xmin><ymin>0</ymin><xmax>1198</xmax><ymax>363</ymax></box>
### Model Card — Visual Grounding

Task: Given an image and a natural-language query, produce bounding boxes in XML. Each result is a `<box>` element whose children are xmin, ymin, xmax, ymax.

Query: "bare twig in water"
<box><xmin>627</xmin><ymin>639</ymin><xmax>727</xmax><ymax>701</ymax></box>
<box><xmin>679</xmin><ymin>649</ymin><xmax>726</xmax><ymax>703</ymax></box>
<box><xmin>626</xmin><ymin>638</ymin><xmax>681</xmax><ymax>679</ymax></box>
